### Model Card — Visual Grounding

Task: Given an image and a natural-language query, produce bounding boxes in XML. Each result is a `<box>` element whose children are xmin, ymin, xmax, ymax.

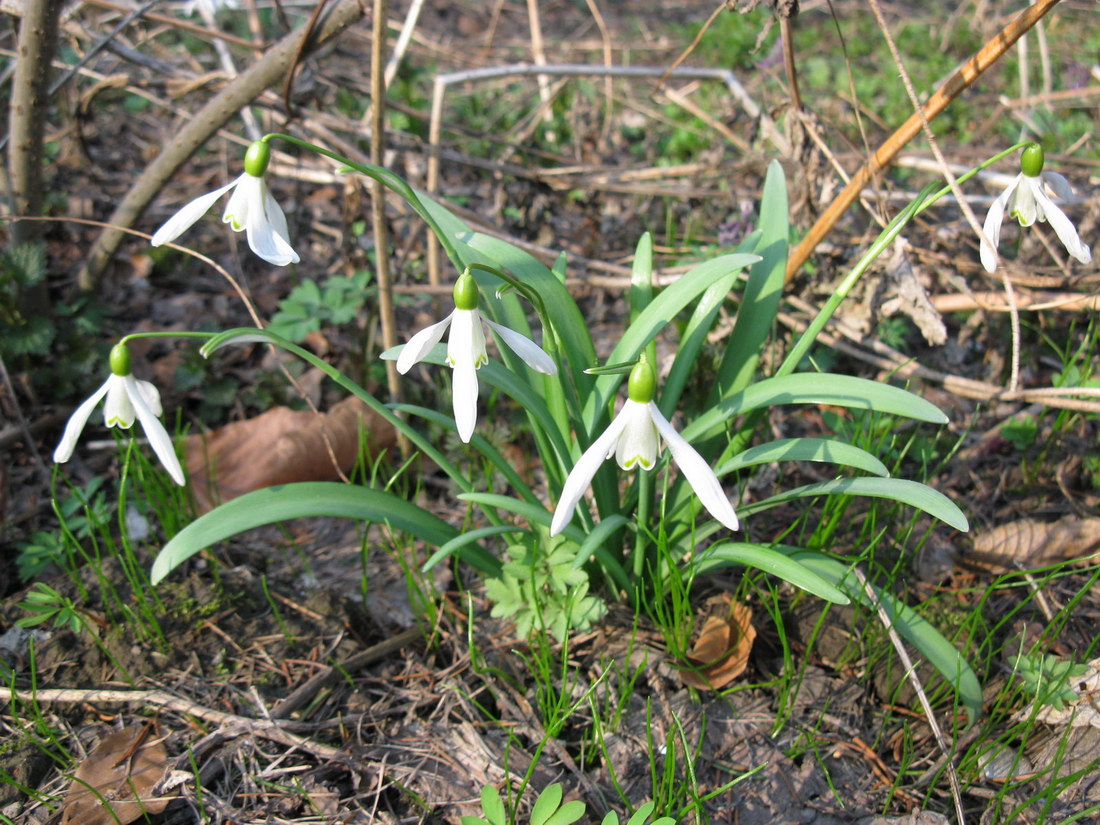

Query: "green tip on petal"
<box><xmin>627</xmin><ymin>358</ymin><xmax>656</xmax><ymax>403</ymax></box>
<box><xmin>1020</xmin><ymin>143</ymin><xmax>1044</xmax><ymax>178</ymax></box>
<box><xmin>453</xmin><ymin>271</ymin><xmax>480</xmax><ymax>310</ymax></box>
<box><xmin>243</xmin><ymin>140</ymin><xmax>271</xmax><ymax>177</ymax></box>
<box><xmin>108</xmin><ymin>343</ymin><xmax>132</xmax><ymax>377</ymax></box>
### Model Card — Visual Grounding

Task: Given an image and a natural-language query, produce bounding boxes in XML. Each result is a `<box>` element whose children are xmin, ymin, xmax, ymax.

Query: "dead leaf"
<box><xmin>61</xmin><ymin>723</ymin><xmax>172</xmax><ymax>825</ymax></box>
<box><xmin>185</xmin><ymin>395</ymin><xmax>395</xmax><ymax>512</ymax></box>
<box><xmin>964</xmin><ymin>516</ymin><xmax>1100</xmax><ymax>574</ymax></box>
<box><xmin>678</xmin><ymin>596</ymin><xmax>756</xmax><ymax>690</ymax></box>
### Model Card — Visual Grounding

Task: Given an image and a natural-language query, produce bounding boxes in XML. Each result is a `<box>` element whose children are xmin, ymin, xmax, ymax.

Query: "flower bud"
<box><xmin>109</xmin><ymin>343</ymin><xmax>132</xmax><ymax>377</ymax></box>
<box><xmin>243</xmin><ymin>140</ymin><xmax>272</xmax><ymax>178</ymax></box>
<box><xmin>453</xmin><ymin>271</ymin><xmax>480</xmax><ymax>310</ymax></box>
<box><xmin>627</xmin><ymin>358</ymin><xmax>656</xmax><ymax>403</ymax></box>
<box><xmin>1020</xmin><ymin>143</ymin><xmax>1044</xmax><ymax>178</ymax></box>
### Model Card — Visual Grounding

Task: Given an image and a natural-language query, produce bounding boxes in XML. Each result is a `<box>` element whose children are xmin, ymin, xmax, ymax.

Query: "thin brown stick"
<box><xmin>82</xmin><ymin>0</ymin><xmax>260</xmax><ymax>49</ymax></box>
<box><xmin>370</xmin><ymin>0</ymin><xmax>407</xmax><ymax>457</ymax></box>
<box><xmin>786</xmin><ymin>0</ymin><xmax>1064</xmax><ymax>282</ymax></box>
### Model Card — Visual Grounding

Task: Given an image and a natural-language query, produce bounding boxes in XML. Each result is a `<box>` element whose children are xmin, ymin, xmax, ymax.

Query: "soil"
<box><xmin>2</xmin><ymin>1</ymin><xmax>1100</xmax><ymax>824</ymax></box>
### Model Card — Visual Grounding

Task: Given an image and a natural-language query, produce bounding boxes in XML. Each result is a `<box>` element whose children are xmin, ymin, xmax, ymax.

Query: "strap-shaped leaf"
<box><xmin>422</xmin><ymin>525</ymin><xmax>526</xmax><ymax>572</ymax></box>
<box><xmin>779</xmin><ymin>549</ymin><xmax>983</xmax><ymax>725</ymax></box>
<box><xmin>687</xmin><ymin>542</ymin><xmax>850</xmax><ymax>603</ymax></box>
<box><xmin>716</xmin><ymin>437</ymin><xmax>889</xmax><ymax>478</ymax></box>
<box><xmin>150</xmin><ymin>483</ymin><xmax>495</xmax><ymax>584</ymax></box>
<box><xmin>738</xmin><ymin>477</ymin><xmax>969</xmax><ymax>531</ymax></box>
<box><xmin>682</xmin><ymin>373</ymin><xmax>948</xmax><ymax>442</ymax></box>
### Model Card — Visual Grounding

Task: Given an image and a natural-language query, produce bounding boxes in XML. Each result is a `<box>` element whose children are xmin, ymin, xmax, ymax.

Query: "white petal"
<box><xmin>243</xmin><ymin>181</ymin><xmax>299</xmax><ymax>266</ymax></box>
<box><xmin>133</xmin><ymin>378</ymin><xmax>163</xmax><ymax>417</ymax></box>
<box><xmin>451</xmin><ymin>360</ymin><xmax>479</xmax><ymax>442</ymax></box>
<box><xmin>396</xmin><ymin>314</ymin><xmax>452</xmax><ymax>374</ymax></box>
<box><xmin>1041</xmin><ymin>171</ymin><xmax>1076</xmax><ymax>202</ymax></box>
<box><xmin>53</xmin><ymin>379</ymin><xmax>112</xmax><ymax>463</ymax></box>
<box><xmin>649</xmin><ymin>403</ymin><xmax>739</xmax><ymax>531</ymax></box>
<box><xmin>1013</xmin><ymin>177</ymin><xmax>1039</xmax><ymax>226</ymax></box>
<box><xmin>124</xmin><ymin>376</ymin><xmax>186</xmax><ymax>486</ymax></box>
<box><xmin>550</xmin><ymin>411</ymin><xmax>630</xmax><ymax>536</ymax></box>
<box><xmin>447</xmin><ymin>309</ymin><xmax>487</xmax><ymax>369</ymax></box>
<box><xmin>222</xmin><ymin>173</ymin><xmax>256</xmax><ymax>231</ymax></box>
<box><xmin>980</xmin><ymin>184</ymin><xmax>1012</xmax><ymax>273</ymax></box>
<box><xmin>1032</xmin><ymin>187</ymin><xmax>1093</xmax><ymax>265</ymax></box>
<box><xmin>614</xmin><ymin>400</ymin><xmax>659</xmax><ymax>470</ymax></box>
<box><xmin>258</xmin><ymin>181</ymin><xmax>300</xmax><ymax>264</ymax></box>
<box><xmin>103</xmin><ymin>375</ymin><xmax>137</xmax><ymax>428</ymax></box>
<box><xmin>150</xmin><ymin>179</ymin><xmax>238</xmax><ymax>247</ymax></box>
<box><xmin>484</xmin><ymin>319</ymin><xmax>557</xmax><ymax>375</ymax></box>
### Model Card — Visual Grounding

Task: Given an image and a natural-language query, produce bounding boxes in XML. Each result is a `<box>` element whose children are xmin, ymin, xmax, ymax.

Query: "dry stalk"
<box><xmin>850</xmin><ymin>567</ymin><xmax>967</xmax><ymax>825</ymax></box>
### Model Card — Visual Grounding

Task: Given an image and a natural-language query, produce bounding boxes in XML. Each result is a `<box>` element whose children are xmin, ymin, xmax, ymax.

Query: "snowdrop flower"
<box><xmin>53</xmin><ymin>343</ymin><xmax>185</xmax><ymax>486</ymax></box>
<box><xmin>550</xmin><ymin>358</ymin><xmax>739</xmax><ymax>536</ymax></box>
<box><xmin>180</xmin><ymin>0</ymin><xmax>240</xmax><ymax>17</ymax></box>
<box><xmin>396</xmin><ymin>271</ymin><xmax>557</xmax><ymax>442</ymax></box>
<box><xmin>981</xmin><ymin>143</ymin><xmax>1092</xmax><ymax>273</ymax></box>
<box><xmin>151</xmin><ymin>140</ymin><xmax>299</xmax><ymax>266</ymax></box>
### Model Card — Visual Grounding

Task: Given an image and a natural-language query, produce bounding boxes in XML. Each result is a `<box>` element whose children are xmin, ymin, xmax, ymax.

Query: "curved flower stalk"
<box><xmin>396</xmin><ymin>271</ymin><xmax>557</xmax><ymax>442</ymax></box>
<box><xmin>53</xmin><ymin>343</ymin><xmax>185</xmax><ymax>486</ymax></box>
<box><xmin>981</xmin><ymin>143</ymin><xmax>1092</xmax><ymax>272</ymax></box>
<box><xmin>550</xmin><ymin>358</ymin><xmax>739</xmax><ymax>536</ymax></box>
<box><xmin>151</xmin><ymin>140</ymin><xmax>299</xmax><ymax>266</ymax></box>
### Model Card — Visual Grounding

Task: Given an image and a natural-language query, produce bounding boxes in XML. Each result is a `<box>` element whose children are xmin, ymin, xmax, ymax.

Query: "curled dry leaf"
<box><xmin>185</xmin><ymin>395</ymin><xmax>395</xmax><ymax>512</ymax></box>
<box><xmin>678</xmin><ymin>595</ymin><xmax>756</xmax><ymax>690</ymax></box>
<box><xmin>964</xmin><ymin>516</ymin><xmax>1100</xmax><ymax>574</ymax></box>
<box><xmin>61</xmin><ymin>723</ymin><xmax>172</xmax><ymax>825</ymax></box>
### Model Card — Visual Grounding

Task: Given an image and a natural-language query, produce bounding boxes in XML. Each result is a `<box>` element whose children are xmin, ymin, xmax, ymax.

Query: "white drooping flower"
<box><xmin>53</xmin><ymin>344</ymin><xmax>185</xmax><ymax>486</ymax></box>
<box><xmin>180</xmin><ymin>0</ymin><xmax>240</xmax><ymax>17</ymax></box>
<box><xmin>395</xmin><ymin>271</ymin><xmax>556</xmax><ymax>442</ymax></box>
<box><xmin>981</xmin><ymin>143</ymin><xmax>1092</xmax><ymax>273</ymax></box>
<box><xmin>550</xmin><ymin>358</ymin><xmax>739</xmax><ymax>536</ymax></box>
<box><xmin>151</xmin><ymin>140</ymin><xmax>299</xmax><ymax>267</ymax></box>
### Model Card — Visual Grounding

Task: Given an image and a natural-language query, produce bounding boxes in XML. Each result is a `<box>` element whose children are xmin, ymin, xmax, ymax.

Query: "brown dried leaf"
<box><xmin>679</xmin><ymin>596</ymin><xmax>756</xmax><ymax>690</ymax></box>
<box><xmin>61</xmin><ymin>724</ymin><xmax>172</xmax><ymax>825</ymax></box>
<box><xmin>965</xmin><ymin>516</ymin><xmax>1100</xmax><ymax>574</ymax></box>
<box><xmin>185</xmin><ymin>395</ymin><xmax>394</xmax><ymax>512</ymax></box>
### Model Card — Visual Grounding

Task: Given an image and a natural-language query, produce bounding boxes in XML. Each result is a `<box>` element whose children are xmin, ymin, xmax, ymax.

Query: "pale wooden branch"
<box><xmin>7</xmin><ymin>0</ymin><xmax>63</xmax><ymax>247</ymax></box>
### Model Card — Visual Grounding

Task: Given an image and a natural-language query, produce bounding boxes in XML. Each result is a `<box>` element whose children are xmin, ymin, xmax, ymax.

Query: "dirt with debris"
<box><xmin>3</xmin><ymin>1</ymin><xmax>1100</xmax><ymax>824</ymax></box>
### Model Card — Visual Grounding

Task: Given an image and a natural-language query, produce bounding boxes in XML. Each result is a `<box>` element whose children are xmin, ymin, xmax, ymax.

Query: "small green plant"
<box><xmin>16</xmin><ymin>476</ymin><xmax>111</xmax><ymax>581</ymax></box>
<box><xmin>268</xmin><ymin>269</ymin><xmax>375</xmax><ymax>343</ymax></box>
<box><xmin>1011</xmin><ymin>651</ymin><xmax>1089</xmax><ymax>711</ymax></box>
<box><xmin>485</xmin><ymin>531</ymin><xmax>606</xmax><ymax>642</ymax></box>
<box><xmin>15</xmin><ymin>583</ymin><xmax>86</xmax><ymax>634</ymax></box>
<box><xmin>461</xmin><ymin>783</ymin><xmax>675</xmax><ymax>825</ymax></box>
<box><xmin>1001</xmin><ymin>414</ymin><xmax>1039</xmax><ymax>450</ymax></box>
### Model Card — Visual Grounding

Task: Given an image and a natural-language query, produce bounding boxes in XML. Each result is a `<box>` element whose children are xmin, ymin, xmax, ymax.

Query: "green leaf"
<box><xmin>682</xmin><ymin>373</ymin><xmax>948</xmax><ymax>442</ymax></box>
<box><xmin>531</xmin><ymin>784</ymin><xmax>563</xmax><ymax>825</ymax></box>
<box><xmin>574</xmin><ymin>515</ymin><xmax>630</xmax><ymax>569</ymax></box>
<box><xmin>687</xmin><ymin>542</ymin><xmax>850</xmax><ymax>603</ymax></box>
<box><xmin>423</xmin><ymin>525</ymin><xmax>525</xmax><ymax>571</ymax></box>
<box><xmin>779</xmin><ymin>550</ymin><xmax>983</xmax><ymax>725</ymax></box>
<box><xmin>479</xmin><ymin>785</ymin><xmax>506</xmax><ymax>825</ymax></box>
<box><xmin>739</xmin><ymin>477</ymin><xmax>969</xmax><ymax>531</ymax></box>
<box><xmin>583</xmin><ymin>252</ymin><xmax>761</xmax><ymax>434</ymax></box>
<box><xmin>716</xmin><ymin>437</ymin><xmax>889</xmax><ymax>478</ymax></box>
<box><xmin>661</xmin><ymin>229</ymin><xmax>762</xmax><ymax>417</ymax></box>
<box><xmin>150</xmin><ymin>483</ymin><xmax>495</xmax><ymax>584</ymax></box>
<box><xmin>713</xmin><ymin>160</ymin><xmax>788</xmax><ymax>399</ymax></box>
<box><xmin>458</xmin><ymin>493</ymin><xmax>631</xmax><ymax>593</ymax></box>
<box><xmin>544</xmin><ymin>800</ymin><xmax>587</xmax><ymax>825</ymax></box>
